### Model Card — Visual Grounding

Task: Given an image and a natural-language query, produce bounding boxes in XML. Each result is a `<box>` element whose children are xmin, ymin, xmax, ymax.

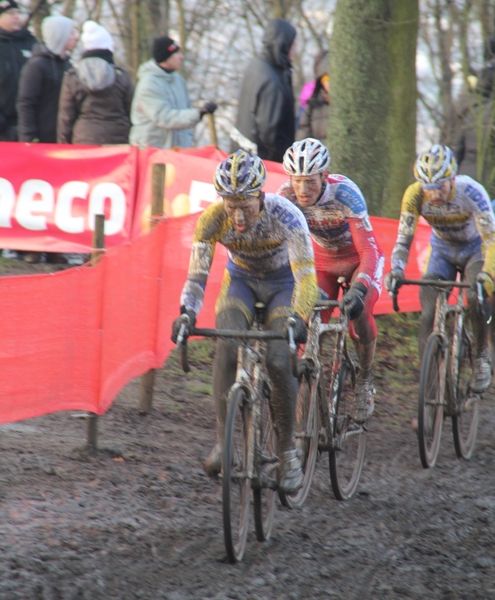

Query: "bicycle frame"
<box><xmin>300</xmin><ymin>299</ymin><xmax>355</xmax><ymax>451</ymax></box>
<box><xmin>392</xmin><ymin>278</ymin><xmax>476</xmax><ymax>413</ymax></box>
<box><xmin>177</xmin><ymin>313</ymin><xmax>296</xmax><ymax>490</ymax></box>
<box><xmin>228</xmin><ymin>338</ymin><xmax>278</xmax><ymax>490</ymax></box>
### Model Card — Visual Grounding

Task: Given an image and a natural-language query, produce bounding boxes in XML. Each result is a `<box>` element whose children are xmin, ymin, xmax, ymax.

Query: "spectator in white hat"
<box><xmin>57</xmin><ymin>20</ymin><xmax>134</xmax><ymax>145</ymax></box>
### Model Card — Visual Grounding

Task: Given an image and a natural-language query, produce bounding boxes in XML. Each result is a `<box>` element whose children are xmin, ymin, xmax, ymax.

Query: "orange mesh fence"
<box><xmin>0</xmin><ymin>209</ymin><xmax>428</xmax><ymax>425</ymax></box>
<box><xmin>0</xmin><ymin>214</ymin><xmax>227</xmax><ymax>424</ymax></box>
<box><xmin>0</xmin><ymin>266</ymin><xmax>102</xmax><ymax>423</ymax></box>
<box><xmin>99</xmin><ymin>225</ymin><xmax>166</xmax><ymax>412</ymax></box>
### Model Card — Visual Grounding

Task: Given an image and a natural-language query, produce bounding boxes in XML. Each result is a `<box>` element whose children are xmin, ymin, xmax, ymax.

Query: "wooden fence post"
<box><xmin>87</xmin><ymin>213</ymin><xmax>105</xmax><ymax>449</ymax></box>
<box><xmin>206</xmin><ymin>114</ymin><xmax>218</xmax><ymax>148</ymax></box>
<box><xmin>139</xmin><ymin>163</ymin><xmax>166</xmax><ymax>414</ymax></box>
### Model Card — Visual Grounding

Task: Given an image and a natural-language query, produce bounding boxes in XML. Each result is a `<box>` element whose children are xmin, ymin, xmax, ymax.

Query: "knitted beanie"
<box><xmin>81</xmin><ymin>20</ymin><xmax>114</xmax><ymax>52</ymax></box>
<box><xmin>0</xmin><ymin>0</ymin><xmax>19</xmax><ymax>16</ymax></box>
<box><xmin>152</xmin><ymin>36</ymin><xmax>180</xmax><ymax>64</ymax></box>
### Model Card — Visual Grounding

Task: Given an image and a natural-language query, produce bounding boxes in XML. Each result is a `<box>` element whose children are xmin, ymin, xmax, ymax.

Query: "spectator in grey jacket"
<box><xmin>17</xmin><ymin>15</ymin><xmax>77</xmax><ymax>143</ymax></box>
<box><xmin>0</xmin><ymin>0</ymin><xmax>37</xmax><ymax>141</ymax></box>
<box><xmin>57</xmin><ymin>20</ymin><xmax>134</xmax><ymax>145</ymax></box>
<box><xmin>129</xmin><ymin>36</ymin><xmax>217</xmax><ymax>149</ymax></box>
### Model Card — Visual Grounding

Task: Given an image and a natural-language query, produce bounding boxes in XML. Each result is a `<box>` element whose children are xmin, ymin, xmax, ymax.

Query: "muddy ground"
<box><xmin>1</xmin><ymin>256</ymin><xmax>495</xmax><ymax>599</ymax></box>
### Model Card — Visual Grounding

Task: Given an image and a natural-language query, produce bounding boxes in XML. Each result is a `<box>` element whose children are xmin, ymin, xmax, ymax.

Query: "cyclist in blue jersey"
<box><xmin>385</xmin><ymin>145</ymin><xmax>495</xmax><ymax>392</ymax></box>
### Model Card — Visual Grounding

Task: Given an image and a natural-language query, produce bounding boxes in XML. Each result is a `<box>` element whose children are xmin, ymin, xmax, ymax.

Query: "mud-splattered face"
<box><xmin>291</xmin><ymin>172</ymin><xmax>327</xmax><ymax>207</ymax></box>
<box><xmin>423</xmin><ymin>180</ymin><xmax>453</xmax><ymax>206</ymax></box>
<box><xmin>223</xmin><ymin>196</ymin><xmax>261</xmax><ymax>233</ymax></box>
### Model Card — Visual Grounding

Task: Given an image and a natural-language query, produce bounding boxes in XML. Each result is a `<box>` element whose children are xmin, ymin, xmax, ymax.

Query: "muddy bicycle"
<box><xmin>281</xmin><ymin>278</ymin><xmax>367</xmax><ymax>507</ymax></box>
<box><xmin>176</xmin><ymin>303</ymin><xmax>298</xmax><ymax>563</ymax></box>
<box><xmin>390</xmin><ymin>277</ymin><xmax>484</xmax><ymax>468</ymax></box>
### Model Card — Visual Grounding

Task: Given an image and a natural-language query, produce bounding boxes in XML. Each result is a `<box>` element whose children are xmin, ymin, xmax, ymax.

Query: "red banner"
<box><xmin>131</xmin><ymin>146</ymin><xmax>288</xmax><ymax>239</ymax></box>
<box><xmin>0</xmin><ymin>142</ymin><xmax>138</xmax><ymax>253</ymax></box>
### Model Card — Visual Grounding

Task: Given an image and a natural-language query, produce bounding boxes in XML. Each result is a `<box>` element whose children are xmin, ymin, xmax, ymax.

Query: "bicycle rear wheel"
<box><xmin>279</xmin><ymin>368</ymin><xmax>320</xmax><ymax>509</ymax></box>
<box><xmin>329</xmin><ymin>362</ymin><xmax>367</xmax><ymax>500</ymax></box>
<box><xmin>253</xmin><ymin>391</ymin><xmax>277</xmax><ymax>541</ymax></box>
<box><xmin>223</xmin><ymin>387</ymin><xmax>251</xmax><ymax>563</ymax></box>
<box><xmin>452</xmin><ymin>333</ymin><xmax>479</xmax><ymax>459</ymax></box>
<box><xmin>418</xmin><ymin>334</ymin><xmax>444</xmax><ymax>468</ymax></box>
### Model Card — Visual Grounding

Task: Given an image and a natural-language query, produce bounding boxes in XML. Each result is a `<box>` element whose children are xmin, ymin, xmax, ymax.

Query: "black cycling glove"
<box><xmin>171</xmin><ymin>307</ymin><xmax>197</xmax><ymax>343</ymax></box>
<box><xmin>343</xmin><ymin>282</ymin><xmax>367</xmax><ymax>320</ymax></box>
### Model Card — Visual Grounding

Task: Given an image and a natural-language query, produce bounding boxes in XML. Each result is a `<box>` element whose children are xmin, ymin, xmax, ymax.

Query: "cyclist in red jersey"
<box><xmin>278</xmin><ymin>138</ymin><xmax>384</xmax><ymax>424</ymax></box>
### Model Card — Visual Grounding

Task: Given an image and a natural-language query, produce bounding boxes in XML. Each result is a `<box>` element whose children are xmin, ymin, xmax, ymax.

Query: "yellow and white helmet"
<box><xmin>414</xmin><ymin>144</ymin><xmax>457</xmax><ymax>189</ymax></box>
<box><xmin>214</xmin><ymin>150</ymin><xmax>266</xmax><ymax>198</ymax></box>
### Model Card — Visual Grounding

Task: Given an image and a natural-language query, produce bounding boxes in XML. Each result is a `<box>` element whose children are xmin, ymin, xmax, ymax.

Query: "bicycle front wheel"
<box><xmin>329</xmin><ymin>362</ymin><xmax>367</xmax><ymax>500</ymax></box>
<box><xmin>279</xmin><ymin>368</ymin><xmax>320</xmax><ymax>509</ymax></box>
<box><xmin>253</xmin><ymin>391</ymin><xmax>276</xmax><ymax>542</ymax></box>
<box><xmin>418</xmin><ymin>334</ymin><xmax>444</xmax><ymax>468</ymax></box>
<box><xmin>223</xmin><ymin>387</ymin><xmax>251</xmax><ymax>563</ymax></box>
<box><xmin>452</xmin><ymin>333</ymin><xmax>479</xmax><ymax>459</ymax></box>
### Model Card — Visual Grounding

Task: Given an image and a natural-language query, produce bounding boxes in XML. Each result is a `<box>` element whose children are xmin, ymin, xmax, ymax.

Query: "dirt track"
<box><xmin>1</xmin><ymin>278</ymin><xmax>495</xmax><ymax>599</ymax></box>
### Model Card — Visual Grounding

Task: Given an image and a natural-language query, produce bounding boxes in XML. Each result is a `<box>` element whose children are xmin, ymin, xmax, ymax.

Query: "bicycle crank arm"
<box><xmin>260</xmin><ymin>453</ymin><xmax>278</xmax><ymax>465</ymax></box>
<box><xmin>251</xmin><ymin>474</ymin><xmax>278</xmax><ymax>491</ymax></box>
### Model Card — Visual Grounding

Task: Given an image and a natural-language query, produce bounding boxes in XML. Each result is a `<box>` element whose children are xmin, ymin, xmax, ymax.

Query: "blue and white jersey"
<box><xmin>180</xmin><ymin>194</ymin><xmax>319</xmax><ymax>320</ymax></box>
<box><xmin>392</xmin><ymin>175</ymin><xmax>495</xmax><ymax>276</ymax></box>
<box><xmin>278</xmin><ymin>174</ymin><xmax>371</xmax><ymax>252</ymax></box>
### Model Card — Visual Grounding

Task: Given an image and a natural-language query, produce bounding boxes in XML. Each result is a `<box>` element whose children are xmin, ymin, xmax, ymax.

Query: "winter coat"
<box><xmin>232</xmin><ymin>18</ymin><xmax>296</xmax><ymax>163</ymax></box>
<box><xmin>0</xmin><ymin>27</ymin><xmax>37</xmax><ymax>138</ymax></box>
<box><xmin>17</xmin><ymin>43</ymin><xmax>71</xmax><ymax>143</ymax></box>
<box><xmin>296</xmin><ymin>91</ymin><xmax>329</xmax><ymax>145</ymax></box>
<box><xmin>296</xmin><ymin>49</ymin><xmax>329</xmax><ymax>145</ymax></box>
<box><xmin>57</xmin><ymin>55</ymin><xmax>134</xmax><ymax>145</ymax></box>
<box><xmin>129</xmin><ymin>59</ymin><xmax>200</xmax><ymax>149</ymax></box>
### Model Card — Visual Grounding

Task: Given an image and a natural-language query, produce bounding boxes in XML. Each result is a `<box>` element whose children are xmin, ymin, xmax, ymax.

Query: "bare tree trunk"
<box><xmin>144</xmin><ymin>0</ymin><xmax>169</xmax><ymax>38</ymax></box>
<box><xmin>329</xmin><ymin>0</ymin><xmax>418</xmax><ymax>217</ymax></box>
<box><xmin>27</xmin><ymin>0</ymin><xmax>50</xmax><ymax>39</ymax></box>
<box><xmin>273</xmin><ymin>0</ymin><xmax>286</xmax><ymax>18</ymax></box>
<box><xmin>131</xmin><ymin>0</ymin><xmax>140</xmax><ymax>82</ymax></box>
<box><xmin>61</xmin><ymin>0</ymin><xmax>77</xmax><ymax>18</ymax></box>
<box><xmin>382</xmin><ymin>1</ymin><xmax>419</xmax><ymax>217</ymax></box>
<box><xmin>93</xmin><ymin>0</ymin><xmax>105</xmax><ymax>22</ymax></box>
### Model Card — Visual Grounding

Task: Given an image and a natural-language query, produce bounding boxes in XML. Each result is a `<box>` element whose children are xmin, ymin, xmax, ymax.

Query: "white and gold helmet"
<box><xmin>214</xmin><ymin>150</ymin><xmax>266</xmax><ymax>198</ymax></box>
<box><xmin>414</xmin><ymin>145</ymin><xmax>457</xmax><ymax>189</ymax></box>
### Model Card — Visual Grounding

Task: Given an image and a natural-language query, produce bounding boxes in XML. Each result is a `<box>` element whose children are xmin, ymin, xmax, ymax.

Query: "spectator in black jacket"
<box><xmin>231</xmin><ymin>18</ymin><xmax>296</xmax><ymax>163</ymax></box>
<box><xmin>0</xmin><ymin>0</ymin><xmax>36</xmax><ymax>141</ymax></box>
<box><xmin>17</xmin><ymin>15</ymin><xmax>77</xmax><ymax>143</ymax></box>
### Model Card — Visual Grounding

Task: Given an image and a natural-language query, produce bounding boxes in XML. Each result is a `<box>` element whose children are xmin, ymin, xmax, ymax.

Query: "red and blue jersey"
<box><xmin>278</xmin><ymin>175</ymin><xmax>383</xmax><ymax>292</ymax></box>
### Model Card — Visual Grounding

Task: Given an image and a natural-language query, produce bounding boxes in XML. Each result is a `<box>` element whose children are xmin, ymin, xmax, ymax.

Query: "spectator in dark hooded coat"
<box><xmin>17</xmin><ymin>15</ymin><xmax>76</xmax><ymax>143</ymax></box>
<box><xmin>231</xmin><ymin>18</ymin><xmax>296</xmax><ymax>163</ymax></box>
<box><xmin>0</xmin><ymin>0</ymin><xmax>36</xmax><ymax>141</ymax></box>
<box><xmin>57</xmin><ymin>20</ymin><xmax>134</xmax><ymax>145</ymax></box>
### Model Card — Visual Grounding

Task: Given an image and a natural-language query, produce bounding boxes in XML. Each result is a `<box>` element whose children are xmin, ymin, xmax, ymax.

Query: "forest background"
<box><xmin>17</xmin><ymin>0</ymin><xmax>495</xmax><ymax>217</ymax></box>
